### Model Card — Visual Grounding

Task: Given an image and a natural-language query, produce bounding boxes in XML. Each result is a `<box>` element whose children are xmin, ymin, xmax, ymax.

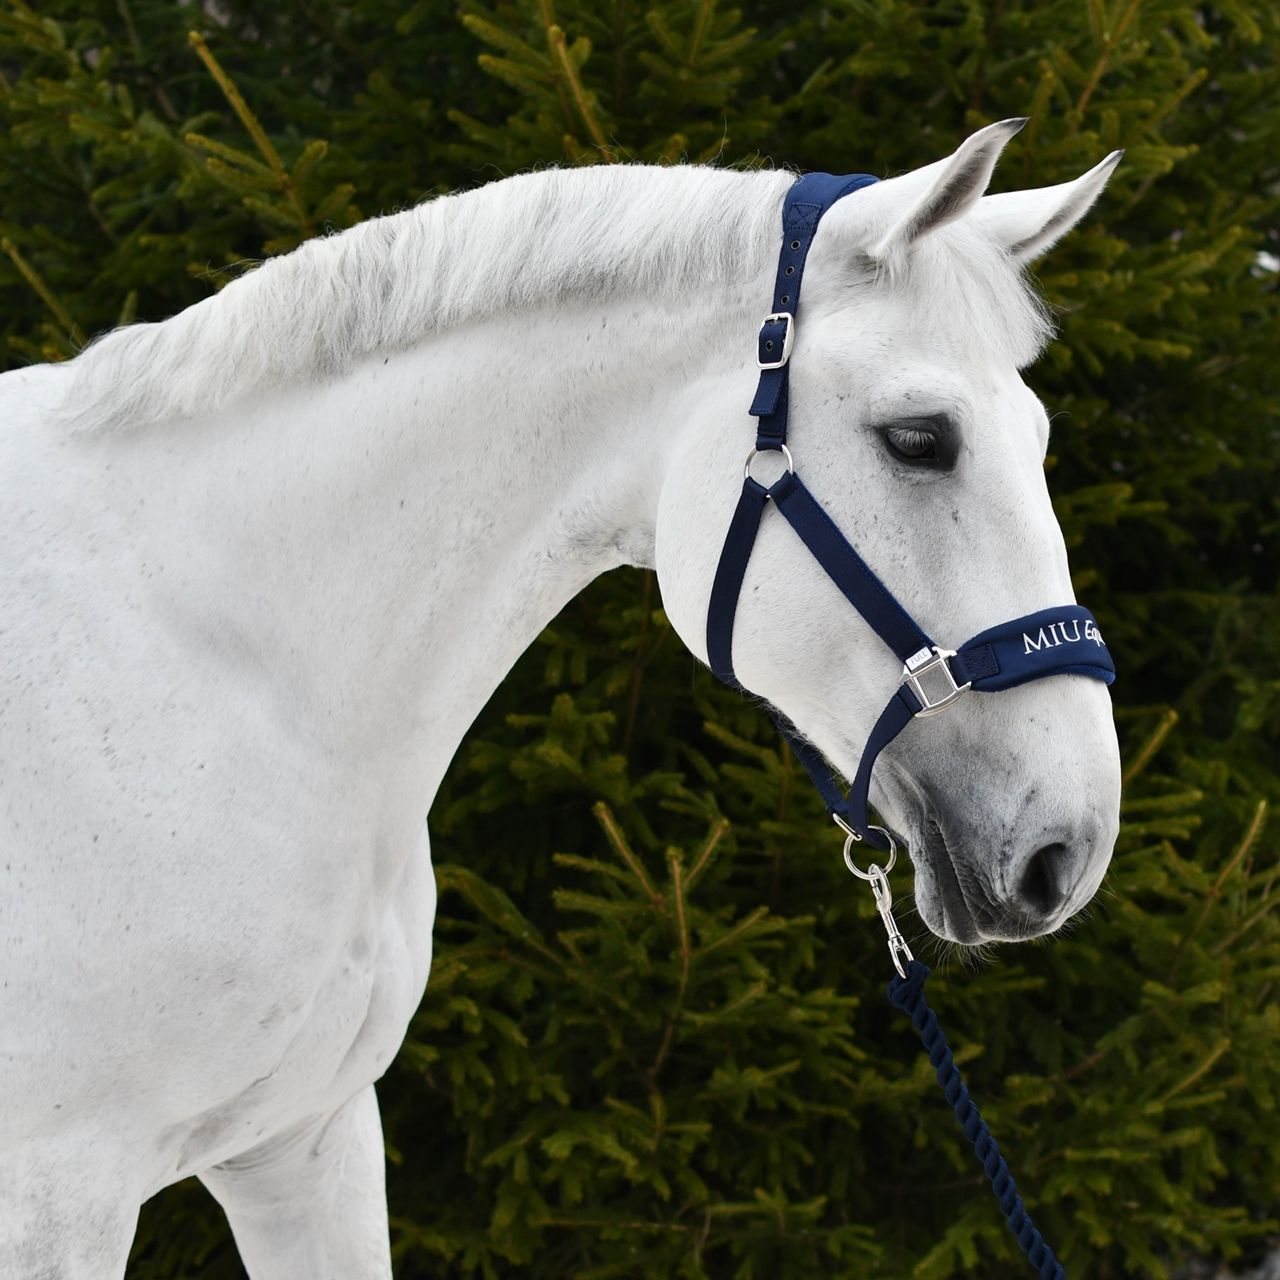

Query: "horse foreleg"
<box><xmin>199</xmin><ymin>1083</ymin><xmax>392</xmax><ymax>1280</ymax></box>
<box><xmin>0</xmin><ymin>1141</ymin><xmax>139</xmax><ymax>1279</ymax></box>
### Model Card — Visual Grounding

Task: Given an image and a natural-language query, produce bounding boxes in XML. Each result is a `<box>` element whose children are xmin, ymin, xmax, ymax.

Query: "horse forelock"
<box><xmin>893</xmin><ymin>224</ymin><xmax>1055</xmax><ymax>368</ymax></box>
<box><xmin>810</xmin><ymin>218</ymin><xmax>1055</xmax><ymax>371</ymax></box>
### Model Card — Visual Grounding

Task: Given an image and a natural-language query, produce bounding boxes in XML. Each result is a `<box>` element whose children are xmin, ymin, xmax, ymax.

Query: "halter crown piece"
<box><xmin>706</xmin><ymin>172</ymin><xmax>1118</xmax><ymax>1280</ymax></box>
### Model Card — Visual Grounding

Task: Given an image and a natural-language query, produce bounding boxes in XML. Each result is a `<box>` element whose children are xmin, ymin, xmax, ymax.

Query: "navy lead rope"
<box><xmin>705</xmin><ymin>172</ymin><xmax>1117</xmax><ymax>1274</ymax></box>
<box><xmin>887</xmin><ymin>962</ymin><xmax>1066</xmax><ymax>1280</ymax></box>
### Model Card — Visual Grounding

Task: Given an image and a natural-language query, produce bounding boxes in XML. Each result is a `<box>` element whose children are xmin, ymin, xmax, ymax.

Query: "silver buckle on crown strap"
<box><xmin>901</xmin><ymin>645</ymin><xmax>971</xmax><ymax>717</ymax></box>
<box><xmin>757</xmin><ymin>312</ymin><xmax>794</xmax><ymax>369</ymax></box>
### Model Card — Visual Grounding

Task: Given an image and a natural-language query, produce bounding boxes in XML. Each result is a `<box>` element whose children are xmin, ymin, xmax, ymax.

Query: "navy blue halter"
<box><xmin>707</xmin><ymin>171</ymin><xmax>1116</xmax><ymax>854</ymax></box>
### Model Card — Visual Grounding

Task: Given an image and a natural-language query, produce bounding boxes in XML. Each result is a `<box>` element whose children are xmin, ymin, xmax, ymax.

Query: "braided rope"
<box><xmin>887</xmin><ymin>960</ymin><xmax>1066</xmax><ymax>1280</ymax></box>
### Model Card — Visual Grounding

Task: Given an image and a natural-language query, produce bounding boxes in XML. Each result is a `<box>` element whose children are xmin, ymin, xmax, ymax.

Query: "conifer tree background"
<box><xmin>2</xmin><ymin>1</ymin><xmax>1278</xmax><ymax>1276</ymax></box>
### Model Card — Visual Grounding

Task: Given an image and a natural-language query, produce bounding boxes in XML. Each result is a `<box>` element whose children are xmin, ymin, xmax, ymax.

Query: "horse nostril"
<box><xmin>1017</xmin><ymin>842</ymin><xmax>1070</xmax><ymax>918</ymax></box>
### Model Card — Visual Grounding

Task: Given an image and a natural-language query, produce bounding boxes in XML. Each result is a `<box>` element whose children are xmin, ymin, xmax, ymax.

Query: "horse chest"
<box><xmin>151</xmin><ymin>839</ymin><xmax>435</xmax><ymax>1186</ymax></box>
<box><xmin>3</xmin><ymin>773</ymin><xmax>434</xmax><ymax>1186</ymax></box>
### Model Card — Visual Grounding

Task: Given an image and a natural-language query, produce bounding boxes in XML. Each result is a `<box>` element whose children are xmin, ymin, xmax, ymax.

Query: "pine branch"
<box><xmin>1</xmin><ymin>237</ymin><xmax>83</xmax><ymax>348</ymax></box>
<box><xmin>545</xmin><ymin>24</ymin><xmax>615</xmax><ymax>160</ymax></box>
<box><xmin>187</xmin><ymin>31</ymin><xmax>314</xmax><ymax>239</ymax></box>
<box><xmin>648</xmin><ymin>847</ymin><xmax>691</xmax><ymax>1079</ymax></box>
<box><xmin>1122</xmin><ymin>708</ymin><xmax>1179</xmax><ymax>785</ymax></box>
<box><xmin>1170</xmin><ymin>799</ymin><xmax>1270</xmax><ymax>980</ymax></box>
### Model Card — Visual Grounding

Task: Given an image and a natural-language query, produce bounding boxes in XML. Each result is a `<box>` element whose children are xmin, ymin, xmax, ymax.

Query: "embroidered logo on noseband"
<box><xmin>1023</xmin><ymin>617</ymin><xmax>1106</xmax><ymax>653</ymax></box>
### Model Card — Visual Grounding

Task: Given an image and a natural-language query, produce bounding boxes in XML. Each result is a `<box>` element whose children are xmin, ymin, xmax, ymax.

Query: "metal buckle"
<box><xmin>757</xmin><ymin>312</ymin><xmax>794</xmax><ymax>369</ymax></box>
<box><xmin>901</xmin><ymin>646</ymin><xmax>971</xmax><ymax>717</ymax></box>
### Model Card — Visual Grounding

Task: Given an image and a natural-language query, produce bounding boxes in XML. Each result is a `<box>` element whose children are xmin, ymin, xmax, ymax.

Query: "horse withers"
<box><xmin>0</xmin><ymin>120</ymin><xmax>1121</xmax><ymax>1276</ymax></box>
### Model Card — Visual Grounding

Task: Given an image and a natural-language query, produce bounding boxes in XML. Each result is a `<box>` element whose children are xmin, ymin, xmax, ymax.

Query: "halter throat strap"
<box><xmin>706</xmin><ymin>173</ymin><xmax>1116</xmax><ymax>852</ymax></box>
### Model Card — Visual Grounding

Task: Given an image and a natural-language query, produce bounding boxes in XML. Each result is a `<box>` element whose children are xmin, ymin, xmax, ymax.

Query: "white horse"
<box><xmin>0</xmin><ymin>119</ymin><xmax>1122</xmax><ymax>1276</ymax></box>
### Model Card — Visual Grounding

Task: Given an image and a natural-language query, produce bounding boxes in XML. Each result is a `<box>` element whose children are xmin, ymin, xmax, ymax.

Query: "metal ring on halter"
<box><xmin>743</xmin><ymin>443</ymin><xmax>794</xmax><ymax>485</ymax></box>
<box><xmin>842</xmin><ymin>825</ymin><xmax>896</xmax><ymax>880</ymax></box>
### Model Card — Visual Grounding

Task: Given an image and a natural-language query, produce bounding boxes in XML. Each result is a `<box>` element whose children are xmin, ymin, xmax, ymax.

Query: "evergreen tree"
<box><xmin>2</xmin><ymin>2</ymin><xmax>1276</xmax><ymax>1276</ymax></box>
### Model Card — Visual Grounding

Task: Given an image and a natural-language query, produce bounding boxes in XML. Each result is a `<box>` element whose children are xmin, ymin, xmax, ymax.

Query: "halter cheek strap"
<box><xmin>706</xmin><ymin>173</ymin><xmax>1116</xmax><ymax>854</ymax></box>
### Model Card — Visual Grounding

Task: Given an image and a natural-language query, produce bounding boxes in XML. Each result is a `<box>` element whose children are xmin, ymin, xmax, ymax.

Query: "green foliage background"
<box><xmin>2</xmin><ymin>1</ymin><xmax>1278</xmax><ymax>1276</ymax></box>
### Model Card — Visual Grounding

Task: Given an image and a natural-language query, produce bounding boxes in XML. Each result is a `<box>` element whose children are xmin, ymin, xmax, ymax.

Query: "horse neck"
<box><xmin>105</xmin><ymin>203</ymin><xmax>773</xmax><ymax>806</ymax></box>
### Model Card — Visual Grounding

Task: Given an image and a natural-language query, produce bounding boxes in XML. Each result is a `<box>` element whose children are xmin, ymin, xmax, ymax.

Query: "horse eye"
<box><xmin>884</xmin><ymin>426</ymin><xmax>939</xmax><ymax>462</ymax></box>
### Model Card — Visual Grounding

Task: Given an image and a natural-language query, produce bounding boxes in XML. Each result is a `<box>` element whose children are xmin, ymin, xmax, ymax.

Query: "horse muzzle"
<box><xmin>888</xmin><ymin>685</ymin><xmax>1121</xmax><ymax>944</ymax></box>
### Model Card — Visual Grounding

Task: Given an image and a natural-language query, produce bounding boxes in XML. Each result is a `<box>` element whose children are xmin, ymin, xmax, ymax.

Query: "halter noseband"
<box><xmin>707</xmin><ymin>172</ymin><xmax>1116</xmax><ymax>856</ymax></box>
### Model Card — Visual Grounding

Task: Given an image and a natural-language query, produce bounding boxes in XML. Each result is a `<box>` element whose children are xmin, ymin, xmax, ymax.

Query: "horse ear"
<box><xmin>972</xmin><ymin>151</ymin><xmax>1124</xmax><ymax>263</ymax></box>
<box><xmin>867</xmin><ymin>118</ymin><xmax>1028</xmax><ymax>264</ymax></box>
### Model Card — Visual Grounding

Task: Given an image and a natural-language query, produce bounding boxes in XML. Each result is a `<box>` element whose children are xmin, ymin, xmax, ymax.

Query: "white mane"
<box><xmin>55</xmin><ymin>164</ymin><xmax>1051</xmax><ymax>433</ymax></box>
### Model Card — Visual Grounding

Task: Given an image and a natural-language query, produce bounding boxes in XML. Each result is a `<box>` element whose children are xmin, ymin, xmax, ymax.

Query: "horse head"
<box><xmin>658</xmin><ymin>121</ymin><xmax>1123</xmax><ymax>945</ymax></box>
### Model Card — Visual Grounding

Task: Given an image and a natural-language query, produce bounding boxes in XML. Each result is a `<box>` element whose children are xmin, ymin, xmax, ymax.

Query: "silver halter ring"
<box><xmin>743</xmin><ymin>443</ymin><xmax>794</xmax><ymax>485</ymax></box>
<box><xmin>840</xmin><ymin>824</ymin><xmax>897</xmax><ymax>880</ymax></box>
